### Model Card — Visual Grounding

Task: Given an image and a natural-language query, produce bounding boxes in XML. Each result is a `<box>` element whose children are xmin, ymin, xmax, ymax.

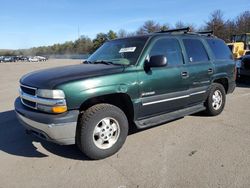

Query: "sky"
<box><xmin>0</xmin><ymin>0</ymin><xmax>249</xmax><ymax>49</ymax></box>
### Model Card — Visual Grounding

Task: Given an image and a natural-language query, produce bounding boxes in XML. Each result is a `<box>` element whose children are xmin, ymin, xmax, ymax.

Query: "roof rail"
<box><xmin>156</xmin><ymin>27</ymin><xmax>215</xmax><ymax>37</ymax></box>
<box><xmin>157</xmin><ymin>27</ymin><xmax>191</xmax><ymax>34</ymax></box>
<box><xmin>197</xmin><ymin>30</ymin><xmax>214</xmax><ymax>36</ymax></box>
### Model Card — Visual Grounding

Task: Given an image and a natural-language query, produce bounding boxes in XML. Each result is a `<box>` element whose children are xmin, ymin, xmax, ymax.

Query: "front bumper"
<box><xmin>15</xmin><ymin>97</ymin><xmax>79</xmax><ymax>145</ymax></box>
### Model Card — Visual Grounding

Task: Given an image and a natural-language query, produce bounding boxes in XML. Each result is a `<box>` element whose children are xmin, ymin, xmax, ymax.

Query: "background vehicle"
<box><xmin>3</xmin><ymin>56</ymin><xmax>16</xmax><ymax>63</ymax></box>
<box><xmin>227</xmin><ymin>33</ymin><xmax>250</xmax><ymax>59</ymax></box>
<box><xmin>15</xmin><ymin>56</ymin><xmax>28</xmax><ymax>62</ymax></box>
<box><xmin>28</xmin><ymin>56</ymin><xmax>39</xmax><ymax>62</ymax></box>
<box><xmin>236</xmin><ymin>55</ymin><xmax>250</xmax><ymax>80</ymax></box>
<box><xmin>15</xmin><ymin>28</ymin><xmax>236</xmax><ymax>160</ymax></box>
<box><xmin>0</xmin><ymin>56</ymin><xmax>4</xmax><ymax>62</ymax></box>
<box><xmin>35</xmin><ymin>56</ymin><xmax>47</xmax><ymax>61</ymax></box>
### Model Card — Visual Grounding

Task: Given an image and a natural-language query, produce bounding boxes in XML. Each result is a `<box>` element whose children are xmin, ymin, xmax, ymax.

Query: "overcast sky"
<box><xmin>0</xmin><ymin>0</ymin><xmax>249</xmax><ymax>49</ymax></box>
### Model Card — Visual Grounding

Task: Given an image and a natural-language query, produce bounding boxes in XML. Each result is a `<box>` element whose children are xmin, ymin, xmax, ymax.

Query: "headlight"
<box><xmin>37</xmin><ymin>89</ymin><xmax>65</xmax><ymax>99</ymax></box>
<box><xmin>36</xmin><ymin>89</ymin><xmax>67</xmax><ymax>113</ymax></box>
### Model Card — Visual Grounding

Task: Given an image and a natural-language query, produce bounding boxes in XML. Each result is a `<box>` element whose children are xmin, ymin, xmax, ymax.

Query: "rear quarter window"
<box><xmin>206</xmin><ymin>39</ymin><xmax>233</xmax><ymax>60</ymax></box>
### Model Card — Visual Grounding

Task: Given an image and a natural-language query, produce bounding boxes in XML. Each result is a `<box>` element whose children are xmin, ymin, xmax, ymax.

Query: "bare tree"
<box><xmin>117</xmin><ymin>29</ymin><xmax>128</xmax><ymax>38</ymax></box>
<box><xmin>235</xmin><ymin>11</ymin><xmax>250</xmax><ymax>34</ymax></box>
<box><xmin>136</xmin><ymin>20</ymin><xmax>161</xmax><ymax>34</ymax></box>
<box><xmin>224</xmin><ymin>20</ymin><xmax>236</xmax><ymax>42</ymax></box>
<box><xmin>205</xmin><ymin>10</ymin><xmax>226</xmax><ymax>40</ymax></box>
<box><xmin>160</xmin><ymin>23</ymin><xmax>170</xmax><ymax>31</ymax></box>
<box><xmin>175</xmin><ymin>21</ymin><xmax>196</xmax><ymax>32</ymax></box>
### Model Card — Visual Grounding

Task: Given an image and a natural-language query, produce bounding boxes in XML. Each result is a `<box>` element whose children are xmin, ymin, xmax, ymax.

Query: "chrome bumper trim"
<box><xmin>16</xmin><ymin>112</ymin><xmax>76</xmax><ymax>145</ymax></box>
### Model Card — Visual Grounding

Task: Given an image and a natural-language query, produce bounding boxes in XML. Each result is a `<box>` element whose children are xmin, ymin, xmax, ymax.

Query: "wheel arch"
<box><xmin>212</xmin><ymin>77</ymin><xmax>229</xmax><ymax>94</ymax></box>
<box><xmin>212</xmin><ymin>74</ymin><xmax>229</xmax><ymax>94</ymax></box>
<box><xmin>79</xmin><ymin>93</ymin><xmax>135</xmax><ymax>125</ymax></box>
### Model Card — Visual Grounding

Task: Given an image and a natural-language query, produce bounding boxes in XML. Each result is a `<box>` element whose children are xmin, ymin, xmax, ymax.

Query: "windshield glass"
<box><xmin>87</xmin><ymin>37</ymin><xmax>149</xmax><ymax>65</ymax></box>
<box><xmin>234</xmin><ymin>35</ymin><xmax>244</xmax><ymax>42</ymax></box>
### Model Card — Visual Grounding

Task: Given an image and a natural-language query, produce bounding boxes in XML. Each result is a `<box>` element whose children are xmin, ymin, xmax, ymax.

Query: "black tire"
<box><xmin>204</xmin><ymin>83</ymin><xmax>226</xmax><ymax>116</ymax></box>
<box><xmin>76</xmin><ymin>103</ymin><xmax>129</xmax><ymax>160</ymax></box>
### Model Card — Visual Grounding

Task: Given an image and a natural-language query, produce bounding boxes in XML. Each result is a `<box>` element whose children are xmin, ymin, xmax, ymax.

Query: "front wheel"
<box><xmin>76</xmin><ymin>103</ymin><xmax>129</xmax><ymax>160</ymax></box>
<box><xmin>204</xmin><ymin>83</ymin><xmax>226</xmax><ymax>116</ymax></box>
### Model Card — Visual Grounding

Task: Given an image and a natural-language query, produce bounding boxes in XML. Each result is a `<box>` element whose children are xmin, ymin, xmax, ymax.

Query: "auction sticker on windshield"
<box><xmin>119</xmin><ymin>47</ymin><xmax>136</xmax><ymax>53</ymax></box>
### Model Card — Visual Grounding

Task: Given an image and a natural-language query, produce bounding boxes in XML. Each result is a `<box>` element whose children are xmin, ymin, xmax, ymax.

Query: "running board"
<box><xmin>135</xmin><ymin>104</ymin><xmax>205</xmax><ymax>129</ymax></box>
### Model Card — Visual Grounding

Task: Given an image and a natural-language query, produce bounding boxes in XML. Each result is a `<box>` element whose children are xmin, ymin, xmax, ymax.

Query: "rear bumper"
<box><xmin>15</xmin><ymin>97</ymin><xmax>79</xmax><ymax>145</ymax></box>
<box><xmin>228</xmin><ymin>80</ymin><xmax>236</xmax><ymax>94</ymax></box>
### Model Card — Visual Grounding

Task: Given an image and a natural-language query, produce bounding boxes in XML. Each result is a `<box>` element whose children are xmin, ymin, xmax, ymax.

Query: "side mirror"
<box><xmin>146</xmin><ymin>55</ymin><xmax>167</xmax><ymax>68</ymax></box>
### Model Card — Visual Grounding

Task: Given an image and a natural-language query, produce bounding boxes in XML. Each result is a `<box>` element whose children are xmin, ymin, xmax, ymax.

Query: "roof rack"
<box><xmin>157</xmin><ymin>27</ymin><xmax>191</xmax><ymax>34</ymax></box>
<box><xmin>197</xmin><ymin>30</ymin><xmax>213</xmax><ymax>35</ymax></box>
<box><xmin>197</xmin><ymin>30</ymin><xmax>214</xmax><ymax>36</ymax></box>
<box><xmin>156</xmin><ymin>27</ymin><xmax>214</xmax><ymax>37</ymax></box>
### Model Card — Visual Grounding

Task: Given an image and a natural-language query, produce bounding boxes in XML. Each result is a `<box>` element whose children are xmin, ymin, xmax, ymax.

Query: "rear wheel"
<box><xmin>204</xmin><ymin>83</ymin><xmax>226</xmax><ymax>116</ymax></box>
<box><xmin>76</xmin><ymin>103</ymin><xmax>128</xmax><ymax>160</ymax></box>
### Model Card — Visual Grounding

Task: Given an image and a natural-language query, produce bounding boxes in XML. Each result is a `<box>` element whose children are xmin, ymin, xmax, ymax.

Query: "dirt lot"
<box><xmin>0</xmin><ymin>59</ymin><xmax>250</xmax><ymax>188</ymax></box>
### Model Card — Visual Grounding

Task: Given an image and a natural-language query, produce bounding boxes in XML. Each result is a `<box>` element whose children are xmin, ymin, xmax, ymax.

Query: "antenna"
<box><xmin>78</xmin><ymin>25</ymin><xmax>80</xmax><ymax>39</ymax></box>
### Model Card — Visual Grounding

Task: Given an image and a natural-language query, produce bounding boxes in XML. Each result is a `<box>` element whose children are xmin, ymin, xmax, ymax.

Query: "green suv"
<box><xmin>15</xmin><ymin>28</ymin><xmax>236</xmax><ymax>159</ymax></box>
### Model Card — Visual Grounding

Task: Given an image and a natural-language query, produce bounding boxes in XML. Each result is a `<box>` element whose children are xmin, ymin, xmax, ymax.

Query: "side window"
<box><xmin>149</xmin><ymin>38</ymin><xmax>183</xmax><ymax>66</ymax></box>
<box><xmin>206</xmin><ymin>39</ymin><xmax>233</xmax><ymax>60</ymax></box>
<box><xmin>183</xmin><ymin>39</ymin><xmax>209</xmax><ymax>62</ymax></box>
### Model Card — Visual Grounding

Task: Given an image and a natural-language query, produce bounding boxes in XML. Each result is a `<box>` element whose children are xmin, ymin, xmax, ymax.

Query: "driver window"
<box><xmin>149</xmin><ymin>38</ymin><xmax>183</xmax><ymax>66</ymax></box>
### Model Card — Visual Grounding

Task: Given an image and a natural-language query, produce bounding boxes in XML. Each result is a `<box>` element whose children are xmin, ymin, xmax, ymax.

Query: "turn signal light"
<box><xmin>51</xmin><ymin>106</ymin><xmax>67</xmax><ymax>113</ymax></box>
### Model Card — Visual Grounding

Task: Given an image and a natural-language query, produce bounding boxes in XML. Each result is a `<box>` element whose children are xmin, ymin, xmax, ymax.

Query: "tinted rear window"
<box><xmin>206</xmin><ymin>39</ymin><xmax>233</xmax><ymax>60</ymax></box>
<box><xmin>183</xmin><ymin>39</ymin><xmax>209</xmax><ymax>62</ymax></box>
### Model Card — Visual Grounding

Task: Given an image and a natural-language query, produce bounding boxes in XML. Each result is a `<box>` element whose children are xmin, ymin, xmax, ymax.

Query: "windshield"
<box><xmin>233</xmin><ymin>34</ymin><xmax>250</xmax><ymax>43</ymax></box>
<box><xmin>87</xmin><ymin>37</ymin><xmax>149</xmax><ymax>65</ymax></box>
<box><xmin>234</xmin><ymin>35</ymin><xmax>245</xmax><ymax>42</ymax></box>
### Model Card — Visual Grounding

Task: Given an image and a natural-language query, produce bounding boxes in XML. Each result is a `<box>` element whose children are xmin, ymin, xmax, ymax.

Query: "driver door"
<box><xmin>138</xmin><ymin>37</ymin><xmax>190</xmax><ymax>118</ymax></box>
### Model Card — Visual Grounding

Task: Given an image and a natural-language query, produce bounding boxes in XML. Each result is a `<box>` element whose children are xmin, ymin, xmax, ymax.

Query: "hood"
<box><xmin>20</xmin><ymin>64</ymin><xmax>125</xmax><ymax>89</ymax></box>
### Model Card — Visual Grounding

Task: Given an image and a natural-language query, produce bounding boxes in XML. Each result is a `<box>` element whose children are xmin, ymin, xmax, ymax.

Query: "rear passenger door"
<box><xmin>182</xmin><ymin>38</ymin><xmax>214</xmax><ymax>105</ymax></box>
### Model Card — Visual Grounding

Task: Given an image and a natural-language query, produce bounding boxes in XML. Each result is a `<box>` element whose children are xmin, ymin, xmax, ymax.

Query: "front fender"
<box><xmin>69</xmin><ymin>84</ymin><xmax>131</xmax><ymax>109</ymax></box>
<box><xmin>56</xmin><ymin>70</ymin><xmax>140</xmax><ymax>110</ymax></box>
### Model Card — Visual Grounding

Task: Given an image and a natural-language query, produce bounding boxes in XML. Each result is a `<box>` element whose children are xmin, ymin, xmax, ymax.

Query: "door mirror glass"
<box><xmin>147</xmin><ymin>55</ymin><xmax>167</xmax><ymax>68</ymax></box>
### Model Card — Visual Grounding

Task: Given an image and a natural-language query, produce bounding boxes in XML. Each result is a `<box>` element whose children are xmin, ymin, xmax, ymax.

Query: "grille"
<box><xmin>20</xmin><ymin>85</ymin><xmax>37</xmax><ymax>109</ymax></box>
<box><xmin>21</xmin><ymin>98</ymin><xmax>37</xmax><ymax>109</ymax></box>
<box><xmin>20</xmin><ymin>85</ymin><xmax>36</xmax><ymax>96</ymax></box>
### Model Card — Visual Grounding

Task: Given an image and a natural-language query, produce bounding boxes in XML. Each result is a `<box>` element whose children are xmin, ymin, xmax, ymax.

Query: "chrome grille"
<box><xmin>20</xmin><ymin>84</ymin><xmax>37</xmax><ymax>109</ymax></box>
<box><xmin>19</xmin><ymin>84</ymin><xmax>66</xmax><ymax>112</ymax></box>
<box><xmin>21</xmin><ymin>98</ymin><xmax>37</xmax><ymax>108</ymax></box>
<box><xmin>20</xmin><ymin>84</ymin><xmax>37</xmax><ymax>96</ymax></box>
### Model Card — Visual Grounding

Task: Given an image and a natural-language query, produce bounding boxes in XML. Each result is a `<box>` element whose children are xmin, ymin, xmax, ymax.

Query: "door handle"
<box><xmin>181</xmin><ymin>71</ymin><xmax>189</xmax><ymax>78</ymax></box>
<box><xmin>208</xmin><ymin>68</ymin><xmax>213</xmax><ymax>74</ymax></box>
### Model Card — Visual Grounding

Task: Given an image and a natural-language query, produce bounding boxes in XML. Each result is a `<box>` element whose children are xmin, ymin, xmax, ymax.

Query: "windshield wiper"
<box><xmin>82</xmin><ymin>60</ymin><xmax>92</xmax><ymax>64</ymax></box>
<box><xmin>84</xmin><ymin>60</ymin><xmax>125</xmax><ymax>66</ymax></box>
<box><xmin>93</xmin><ymin>60</ymin><xmax>117</xmax><ymax>65</ymax></box>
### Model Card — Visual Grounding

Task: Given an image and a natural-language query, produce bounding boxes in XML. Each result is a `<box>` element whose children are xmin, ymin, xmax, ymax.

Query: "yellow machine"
<box><xmin>227</xmin><ymin>33</ymin><xmax>250</xmax><ymax>59</ymax></box>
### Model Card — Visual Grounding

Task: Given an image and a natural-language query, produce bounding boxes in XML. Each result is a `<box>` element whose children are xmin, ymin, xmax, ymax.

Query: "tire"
<box><xmin>76</xmin><ymin>103</ymin><xmax>129</xmax><ymax>160</ymax></box>
<box><xmin>204</xmin><ymin>83</ymin><xmax>226</xmax><ymax>116</ymax></box>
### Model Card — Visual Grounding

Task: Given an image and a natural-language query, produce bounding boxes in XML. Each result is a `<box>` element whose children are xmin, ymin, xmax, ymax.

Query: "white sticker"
<box><xmin>119</xmin><ymin>47</ymin><xmax>136</xmax><ymax>53</ymax></box>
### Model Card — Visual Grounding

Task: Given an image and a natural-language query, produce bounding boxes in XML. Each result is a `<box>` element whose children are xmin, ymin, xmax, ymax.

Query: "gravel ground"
<box><xmin>0</xmin><ymin>59</ymin><xmax>250</xmax><ymax>188</ymax></box>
